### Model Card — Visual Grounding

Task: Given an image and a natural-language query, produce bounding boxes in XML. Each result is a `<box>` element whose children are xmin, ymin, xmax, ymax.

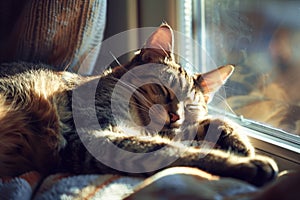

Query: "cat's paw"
<box><xmin>197</xmin><ymin>118</ymin><xmax>254</xmax><ymax>156</ymax></box>
<box><xmin>236</xmin><ymin>155</ymin><xmax>278</xmax><ymax>187</ymax></box>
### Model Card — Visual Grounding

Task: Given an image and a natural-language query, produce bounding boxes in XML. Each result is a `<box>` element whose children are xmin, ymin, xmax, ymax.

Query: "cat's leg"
<box><xmin>194</xmin><ymin>118</ymin><xmax>255</xmax><ymax>156</ymax></box>
<box><xmin>60</xmin><ymin>129</ymin><xmax>170</xmax><ymax>175</ymax></box>
<box><xmin>62</xmin><ymin>129</ymin><xmax>277</xmax><ymax>187</ymax></box>
<box><xmin>108</xmin><ymin>131</ymin><xmax>277</xmax><ymax>186</ymax></box>
<box><xmin>170</xmin><ymin>148</ymin><xmax>277</xmax><ymax>187</ymax></box>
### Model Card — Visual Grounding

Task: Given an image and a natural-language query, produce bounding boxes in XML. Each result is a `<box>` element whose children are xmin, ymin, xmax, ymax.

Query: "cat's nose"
<box><xmin>169</xmin><ymin>112</ymin><xmax>180</xmax><ymax>123</ymax></box>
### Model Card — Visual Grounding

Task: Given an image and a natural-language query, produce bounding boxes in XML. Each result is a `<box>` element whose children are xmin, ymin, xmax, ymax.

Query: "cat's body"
<box><xmin>0</xmin><ymin>25</ymin><xmax>277</xmax><ymax>186</ymax></box>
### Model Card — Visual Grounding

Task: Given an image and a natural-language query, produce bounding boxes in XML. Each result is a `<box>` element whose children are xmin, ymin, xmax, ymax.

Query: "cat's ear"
<box><xmin>140</xmin><ymin>23</ymin><xmax>174</xmax><ymax>62</ymax></box>
<box><xmin>194</xmin><ymin>65</ymin><xmax>234</xmax><ymax>103</ymax></box>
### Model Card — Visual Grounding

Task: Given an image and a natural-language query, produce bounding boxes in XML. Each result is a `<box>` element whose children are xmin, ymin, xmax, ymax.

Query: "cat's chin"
<box><xmin>166</xmin><ymin>122</ymin><xmax>182</xmax><ymax>129</ymax></box>
<box><xmin>155</xmin><ymin>126</ymin><xmax>182</xmax><ymax>139</ymax></box>
<box><xmin>157</xmin><ymin>123</ymin><xmax>181</xmax><ymax>135</ymax></box>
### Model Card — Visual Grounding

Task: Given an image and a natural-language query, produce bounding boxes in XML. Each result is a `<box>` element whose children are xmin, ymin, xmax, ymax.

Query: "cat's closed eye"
<box><xmin>185</xmin><ymin>104</ymin><xmax>202</xmax><ymax>113</ymax></box>
<box><xmin>152</xmin><ymin>94</ymin><xmax>171</xmax><ymax>104</ymax></box>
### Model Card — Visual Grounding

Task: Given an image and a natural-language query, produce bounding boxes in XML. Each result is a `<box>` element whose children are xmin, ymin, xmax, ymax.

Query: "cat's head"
<box><xmin>112</xmin><ymin>24</ymin><xmax>234</xmax><ymax>134</ymax></box>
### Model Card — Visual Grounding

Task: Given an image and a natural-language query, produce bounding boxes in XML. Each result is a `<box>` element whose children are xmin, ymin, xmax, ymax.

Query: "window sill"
<box><xmin>209</xmin><ymin>106</ymin><xmax>300</xmax><ymax>171</ymax></box>
<box><xmin>241</xmin><ymin>126</ymin><xmax>300</xmax><ymax>171</ymax></box>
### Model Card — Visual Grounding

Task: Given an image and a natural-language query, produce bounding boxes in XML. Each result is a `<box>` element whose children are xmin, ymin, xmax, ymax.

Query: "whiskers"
<box><xmin>128</xmin><ymin>101</ymin><xmax>150</xmax><ymax>113</ymax></box>
<box><xmin>210</xmin><ymin>91</ymin><xmax>237</xmax><ymax>116</ymax></box>
<box><xmin>109</xmin><ymin>76</ymin><xmax>154</xmax><ymax>108</ymax></box>
<box><xmin>109</xmin><ymin>51</ymin><xmax>122</xmax><ymax>66</ymax></box>
<box><xmin>110</xmin><ymin>81</ymin><xmax>161</xmax><ymax>116</ymax></box>
<box><xmin>109</xmin><ymin>51</ymin><xmax>148</xmax><ymax>88</ymax></box>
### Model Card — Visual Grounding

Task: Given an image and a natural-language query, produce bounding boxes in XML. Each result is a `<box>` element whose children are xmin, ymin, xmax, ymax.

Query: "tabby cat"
<box><xmin>0</xmin><ymin>24</ymin><xmax>277</xmax><ymax>187</ymax></box>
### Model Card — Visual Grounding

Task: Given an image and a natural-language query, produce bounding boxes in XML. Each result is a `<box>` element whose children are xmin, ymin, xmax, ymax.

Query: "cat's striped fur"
<box><xmin>0</xmin><ymin>25</ymin><xmax>277</xmax><ymax>186</ymax></box>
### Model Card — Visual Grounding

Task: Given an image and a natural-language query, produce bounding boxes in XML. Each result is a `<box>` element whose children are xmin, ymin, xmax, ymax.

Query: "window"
<box><xmin>179</xmin><ymin>0</ymin><xmax>300</xmax><ymax>169</ymax></box>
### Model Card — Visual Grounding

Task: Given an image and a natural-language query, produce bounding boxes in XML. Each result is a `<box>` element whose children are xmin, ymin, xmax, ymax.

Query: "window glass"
<box><xmin>192</xmin><ymin>0</ymin><xmax>300</xmax><ymax>136</ymax></box>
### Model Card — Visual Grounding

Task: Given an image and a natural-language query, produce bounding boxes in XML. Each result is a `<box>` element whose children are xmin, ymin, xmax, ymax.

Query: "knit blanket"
<box><xmin>0</xmin><ymin>167</ymin><xmax>260</xmax><ymax>200</ymax></box>
<box><xmin>1</xmin><ymin>167</ymin><xmax>298</xmax><ymax>200</ymax></box>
